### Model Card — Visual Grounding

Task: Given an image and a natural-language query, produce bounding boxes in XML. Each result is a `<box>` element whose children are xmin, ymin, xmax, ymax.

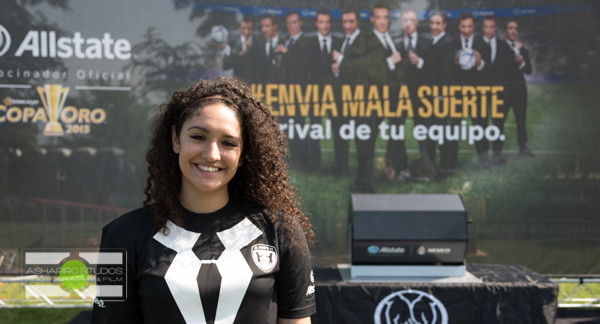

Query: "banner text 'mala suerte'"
<box><xmin>252</xmin><ymin>83</ymin><xmax>505</xmax><ymax>119</ymax></box>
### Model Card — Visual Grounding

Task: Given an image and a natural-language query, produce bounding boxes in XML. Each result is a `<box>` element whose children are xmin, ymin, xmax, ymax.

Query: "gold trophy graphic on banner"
<box><xmin>37</xmin><ymin>84</ymin><xmax>70</xmax><ymax>136</ymax></box>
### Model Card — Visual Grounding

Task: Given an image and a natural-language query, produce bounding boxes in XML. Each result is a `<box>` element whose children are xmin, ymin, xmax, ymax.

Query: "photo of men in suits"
<box><xmin>208</xmin><ymin>5</ymin><xmax>540</xmax><ymax>189</ymax></box>
<box><xmin>222</xmin><ymin>16</ymin><xmax>254</xmax><ymax>82</ymax></box>
<box><xmin>304</xmin><ymin>9</ymin><xmax>342</xmax><ymax>172</ymax></box>
<box><xmin>504</xmin><ymin>19</ymin><xmax>535</xmax><ymax>158</ymax></box>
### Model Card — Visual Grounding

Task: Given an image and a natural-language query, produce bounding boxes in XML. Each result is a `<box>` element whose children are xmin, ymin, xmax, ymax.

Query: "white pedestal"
<box><xmin>340</xmin><ymin>264</ymin><xmax>482</xmax><ymax>283</ymax></box>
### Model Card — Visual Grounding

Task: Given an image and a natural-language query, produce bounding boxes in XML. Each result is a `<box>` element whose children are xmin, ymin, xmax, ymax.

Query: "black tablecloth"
<box><xmin>311</xmin><ymin>263</ymin><xmax>557</xmax><ymax>324</ymax></box>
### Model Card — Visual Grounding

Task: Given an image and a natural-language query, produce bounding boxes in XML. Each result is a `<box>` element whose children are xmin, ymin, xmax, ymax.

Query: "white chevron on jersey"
<box><xmin>153</xmin><ymin>218</ymin><xmax>262</xmax><ymax>324</ymax></box>
<box><xmin>215</xmin><ymin>218</ymin><xmax>262</xmax><ymax>324</ymax></box>
<box><xmin>153</xmin><ymin>221</ymin><xmax>205</xmax><ymax>323</ymax></box>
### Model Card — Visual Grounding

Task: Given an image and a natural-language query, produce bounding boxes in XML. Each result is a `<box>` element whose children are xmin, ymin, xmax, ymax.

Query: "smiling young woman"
<box><xmin>92</xmin><ymin>77</ymin><xmax>316</xmax><ymax>324</ymax></box>
<box><xmin>172</xmin><ymin>101</ymin><xmax>244</xmax><ymax>213</ymax></box>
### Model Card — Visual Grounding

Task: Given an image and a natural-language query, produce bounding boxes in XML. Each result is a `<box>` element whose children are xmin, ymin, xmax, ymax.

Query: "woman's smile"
<box><xmin>172</xmin><ymin>102</ymin><xmax>243</xmax><ymax>208</ymax></box>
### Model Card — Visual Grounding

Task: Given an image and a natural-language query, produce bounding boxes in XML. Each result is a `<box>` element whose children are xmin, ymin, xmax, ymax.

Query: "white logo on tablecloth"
<box><xmin>374</xmin><ymin>289</ymin><xmax>448</xmax><ymax>324</ymax></box>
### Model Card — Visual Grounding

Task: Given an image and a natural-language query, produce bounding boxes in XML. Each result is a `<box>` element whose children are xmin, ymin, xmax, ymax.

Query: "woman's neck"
<box><xmin>179</xmin><ymin>190</ymin><xmax>229</xmax><ymax>214</ymax></box>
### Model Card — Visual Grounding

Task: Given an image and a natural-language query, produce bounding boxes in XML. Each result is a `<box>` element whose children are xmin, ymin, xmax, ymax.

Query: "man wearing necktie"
<box><xmin>304</xmin><ymin>9</ymin><xmax>342</xmax><ymax>172</ymax></box>
<box><xmin>481</xmin><ymin>15</ymin><xmax>514</xmax><ymax>166</ymax></box>
<box><xmin>328</xmin><ymin>6</ymin><xmax>365</xmax><ymax>176</ymax></box>
<box><xmin>503</xmin><ymin>19</ymin><xmax>535</xmax><ymax>159</ymax></box>
<box><xmin>223</xmin><ymin>16</ymin><xmax>254</xmax><ymax>82</ymax></box>
<box><xmin>248</xmin><ymin>14</ymin><xmax>284</xmax><ymax>83</ymax></box>
<box><xmin>279</xmin><ymin>11</ymin><xmax>306</xmax><ymax>83</ymax></box>
<box><xmin>422</xmin><ymin>11</ymin><xmax>455</xmax><ymax>177</ymax></box>
<box><xmin>280</xmin><ymin>11</ymin><xmax>310</xmax><ymax>170</ymax></box>
<box><xmin>334</xmin><ymin>6</ymin><xmax>370</xmax><ymax>81</ymax></box>
<box><xmin>452</xmin><ymin>12</ymin><xmax>489</xmax><ymax>170</ymax></box>
<box><xmin>349</xmin><ymin>3</ymin><xmax>403</xmax><ymax>193</ymax></box>
<box><xmin>386</xmin><ymin>9</ymin><xmax>427</xmax><ymax>182</ymax></box>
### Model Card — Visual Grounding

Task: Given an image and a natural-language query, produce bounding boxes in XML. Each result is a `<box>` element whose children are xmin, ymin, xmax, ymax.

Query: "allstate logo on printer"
<box><xmin>367</xmin><ymin>245</ymin><xmax>405</xmax><ymax>255</ymax></box>
<box><xmin>367</xmin><ymin>245</ymin><xmax>380</xmax><ymax>254</ymax></box>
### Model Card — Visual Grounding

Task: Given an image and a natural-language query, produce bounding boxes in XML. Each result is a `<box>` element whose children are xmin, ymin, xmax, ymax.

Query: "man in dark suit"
<box><xmin>359</xmin><ymin>4</ymin><xmax>403</xmax><ymax>82</ymax></box>
<box><xmin>305</xmin><ymin>9</ymin><xmax>342</xmax><ymax>86</ymax></box>
<box><xmin>223</xmin><ymin>16</ymin><xmax>254</xmax><ymax>82</ymax></box>
<box><xmin>349</xmin><ymin>3</ymin><xmax>403</xmax><ymax>192</ymax></box>
<box><xmin>279</xmin><ymin>11</ymin><xmax>309</xmax><ymax>170</ymax></box>
<box><xmin>248</xmin><ymin>14</ymin><xmax>284</xmax><ymax>83</ymax></box>
<box><xmin>279</xmin><ymin>11</ymin><xmax>307</xmax><ymax>82</ymax></box>
<box><xmin>422</xmin><ymin>10</ymin><xmax>454</xmax><ymax>177</ymax></box>
<box><xmin>328</xmin><ymin>6</ymin><xmax>364</xmax><ymax>175</ymax></box>
<box><xmin>481</xmin><ymin>15</ymin><xmax>514</xmax><ymax>166</ymax></box>
<box><xmin>333</xmin><ymin>6</ymin><xmax>367</xmax><ymax>81</ymax></box>
<box><xmin>503</xmin><ymin>19</ymin><xmax>534</xmax><ymax>158</ymax></box>
<box><xmin>386</xmin><ymin>9</ymin><xmax>427</xmax><ymax>181</ymax></box>
<box><xmin>303</xmin><ymin>9</ymin><xmax>342</xmax><ymax>172</ymax></box>
<box><xmin>452</xmin><ymin>12</ymin><xmax>489</xmax><ymax>170</ymax></box>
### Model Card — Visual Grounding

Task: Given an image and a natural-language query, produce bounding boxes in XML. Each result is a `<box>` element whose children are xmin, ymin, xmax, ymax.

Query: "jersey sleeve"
<box><xmin>274</xmin><ymin>217</ymin><xmax>316</xmax><ymax>319</ymax></box>
<box><xmin>92</xmin><ymin>220</ymin><xmax>143</xmax><ymax>324</ymax></box>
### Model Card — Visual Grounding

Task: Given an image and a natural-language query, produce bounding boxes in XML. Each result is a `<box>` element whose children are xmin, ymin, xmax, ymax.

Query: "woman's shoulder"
<box><xmin>257</xmin><ymin>207</ymin><xmax>305</xmax><ymax>241</ymax></box>
<box><xmin>102</xmin><ymin>205</ymin><xmax>155</xmax><ymax>239</ymax></box>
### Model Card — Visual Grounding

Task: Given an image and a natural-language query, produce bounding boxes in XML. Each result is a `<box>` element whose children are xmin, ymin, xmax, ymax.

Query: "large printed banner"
<box><xmin>0</xmin><ymin>0</ymin><xmax>599</xmax><ymax>275</ymax></box>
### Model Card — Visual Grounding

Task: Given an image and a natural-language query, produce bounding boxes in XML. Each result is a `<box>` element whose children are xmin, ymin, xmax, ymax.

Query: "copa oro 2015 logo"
<box><xmin>0</xmin><ymin>83</ymin><xmax>107</xmax><ymax>136</ymax></box>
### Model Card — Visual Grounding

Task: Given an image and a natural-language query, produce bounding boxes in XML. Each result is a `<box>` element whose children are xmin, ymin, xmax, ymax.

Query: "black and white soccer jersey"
<box><xmin>92</xmin><ymin>200</ymin><xmax>316</xmax><ymax>324</ymax></box>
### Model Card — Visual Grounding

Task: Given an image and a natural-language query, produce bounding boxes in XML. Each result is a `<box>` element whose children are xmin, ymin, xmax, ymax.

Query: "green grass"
<box><xmin>0</xmin><ymin>307</ymin><xmax>88</xmax><ymax>324</ymax></box>
<box><xmin>557</xmin><ymin>282</ymin><xmax>600</xmax><ymax>305</ymax></box>
<box><xmin>0</xmin><ymin>279</ymin><xmax>95</xmax><ymax>306</ymax></box>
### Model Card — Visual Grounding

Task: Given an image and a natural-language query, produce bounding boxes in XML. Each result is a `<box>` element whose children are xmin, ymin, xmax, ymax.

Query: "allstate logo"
<box><xmin>367</xmin><ymin>245</ymin><xmax>380</xmax><ymax>254</ymax></box>
<box><xmin>0</xmin><ymin>24</ymin><xmax>11</xmax><ymax>57</ymax></box>
<box><xmin>374</xmin><ymin>290</ymin><xmax>449</xmax><ymax>324</ymax></box>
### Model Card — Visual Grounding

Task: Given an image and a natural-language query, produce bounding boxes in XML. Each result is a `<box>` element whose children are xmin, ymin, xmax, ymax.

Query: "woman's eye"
<box><xmin>191</xmin><ymin>134</ymin><xmax>205</xmax><ymax>141</ymax></box>
<box><xmin>223</xmin><ymin>141</ymin><xmax>238</xmax><ymax>147</ymax></box>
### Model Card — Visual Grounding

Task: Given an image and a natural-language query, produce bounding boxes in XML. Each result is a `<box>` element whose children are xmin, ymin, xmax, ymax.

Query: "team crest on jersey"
<box><xmin>251</xmin><ymin>244</ymin><xmax>278</xmax><ymax>272</ymax></box>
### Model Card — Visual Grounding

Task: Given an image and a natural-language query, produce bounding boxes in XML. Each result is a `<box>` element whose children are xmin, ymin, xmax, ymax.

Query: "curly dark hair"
<box><xmin>143</xmin><ymin>76</ymin><xmax>314</xmax><ymax>244</ymax></box>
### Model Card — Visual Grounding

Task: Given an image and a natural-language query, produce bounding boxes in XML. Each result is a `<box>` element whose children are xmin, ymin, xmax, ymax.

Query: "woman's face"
<box><xmin>172</xmin><ymin>103</ymin><xmax>243</xmax><ymax>203</ymax></box>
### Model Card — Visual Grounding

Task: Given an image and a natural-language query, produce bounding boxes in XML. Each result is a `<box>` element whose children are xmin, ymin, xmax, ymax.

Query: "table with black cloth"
<box><xmin>311</xmin><ymin>263</ymin><xmax>558</xmax><ymax>324</ymax></box>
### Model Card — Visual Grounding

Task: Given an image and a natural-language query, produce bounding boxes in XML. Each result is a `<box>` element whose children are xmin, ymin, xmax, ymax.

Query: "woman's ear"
<box><xmin>171</xmin><ymin>126</ymin><xmax>180</xmax><ymax>154</ymax></box>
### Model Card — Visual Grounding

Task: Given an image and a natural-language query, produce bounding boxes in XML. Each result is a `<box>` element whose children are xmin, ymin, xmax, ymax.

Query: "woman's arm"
<box><xmin>277</xmin><ymin>317</ymin><xmax>311</xmax><ymax>324</ymax></box>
